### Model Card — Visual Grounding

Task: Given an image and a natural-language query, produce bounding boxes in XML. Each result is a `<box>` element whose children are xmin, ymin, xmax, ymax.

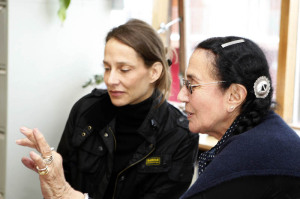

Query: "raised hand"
<box><xmin>16</xmin><ymin>127</ymin><xmax>84</xmax><ymax>199</ymax></box>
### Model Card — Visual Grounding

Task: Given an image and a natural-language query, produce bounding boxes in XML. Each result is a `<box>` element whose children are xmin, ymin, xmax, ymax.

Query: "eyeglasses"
<box><xmin>182</xmin><ymin>78</ymin><xmax>226</xmax><ymax>94</ymax></box>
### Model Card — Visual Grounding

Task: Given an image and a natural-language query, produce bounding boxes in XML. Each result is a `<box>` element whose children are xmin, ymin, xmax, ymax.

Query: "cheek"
<box><xmin>126</xmin><ymin>76</ymin><xmax>145</xmax><ymax>90</ymax></box>
<box><xmin>129</xmin><ymin>72</ymin><xmax>151</xmax><ymax>87</ymax></box>
<box><xmin>103</xmin><ymin>73</ymin><xmax>108</xmax><ymax>84</ymax></box>
<box><xmin>191</xmin><ymin>94</ymin><xmax>211</xmax><ymax>113</ymax></box>
<box><xmin>189</xmin><ymin>91</ymin><xmax>225</xmax><ymax>130</ymax></box>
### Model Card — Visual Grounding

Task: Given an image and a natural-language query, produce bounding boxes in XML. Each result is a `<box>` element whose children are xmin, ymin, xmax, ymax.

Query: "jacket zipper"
<box><xmin>112</xmin><ymin>146</ymin><xmax>156</xmax><ymax>199</ymax></box>
<box><xmin>108</xmin><ymin>127</ymin><xmax>117</xmax><ymax>151</ymax></box>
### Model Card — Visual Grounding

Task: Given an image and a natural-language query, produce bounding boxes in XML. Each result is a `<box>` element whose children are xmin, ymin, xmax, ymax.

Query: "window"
<box><xmin>102</xmin><ymin>1</ymin><xmax>300</xmax><ymax>136</ymax></box>
<box><xmin>292</xmin><ymin>1</ymin><xmax>300</xmax><ymax>134</ymax></box>
<box><xmin>295</xmin><ymin>27</ymin><xmax>300</xmax><ymax>125</ymax></box>
<box><xmin>276</xmin><ymin>0</ymin><xmax>300</xmax><ymax>135</ymax></box>
<box><xmin>109</xmin><ymin>0</ymin><xmax>154</xmax><ymax>27</ymax></box>
<box><xmin>184</xmin><ymin>0</ymin><xmax>281</xmax><ymax>100</ymax></box>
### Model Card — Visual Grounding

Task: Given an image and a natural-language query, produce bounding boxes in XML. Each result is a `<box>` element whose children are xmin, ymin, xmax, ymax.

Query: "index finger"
<box><xmin>20</xmin><ymin>127</ymin><xmax>41</xmax><ymax>152</ymax></box>
<box><xmin>32</xmin><ymin>128</ymin><xmax>52</xmax><ymax>157</ymax></box>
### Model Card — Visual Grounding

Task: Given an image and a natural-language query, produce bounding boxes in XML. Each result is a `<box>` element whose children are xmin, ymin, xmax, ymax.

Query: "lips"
<box><xmin>109</xmin><ymin>90</ymin><xmax>125</xmax><ymax>97</ymax></box>
<box><xmin>184</xmin><ymin>110</ymin><xmax>194</xmax><ymax>119</ymax></box>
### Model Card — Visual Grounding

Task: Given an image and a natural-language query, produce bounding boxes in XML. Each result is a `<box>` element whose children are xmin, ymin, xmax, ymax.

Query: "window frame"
<box><xmin>152</xmin><ymin>0</ymin><xmax>300</xmax><ymax>133</ymax></box>
<box><xmin>276</xmin><ymin>0</ymin><xmax>299</xmax><ymax>128</ymax></box>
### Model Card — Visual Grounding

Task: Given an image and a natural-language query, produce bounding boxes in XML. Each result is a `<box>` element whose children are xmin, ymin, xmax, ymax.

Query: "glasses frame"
<box><xmin>182</xmin><ymin>78</ymin><xmax>226</xmax><ymax>94</ymax></box>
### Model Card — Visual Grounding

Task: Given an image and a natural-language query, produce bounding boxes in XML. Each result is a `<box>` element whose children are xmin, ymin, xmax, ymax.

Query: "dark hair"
<box><xmin>196</xmin><ymin>36</ymin><xmax>275</xmax><ymax>134</ymax></box>
<box><xmin>105</xmin><ymin>19</ymin><xmax>171</xmax><ymax>103</ymax></box>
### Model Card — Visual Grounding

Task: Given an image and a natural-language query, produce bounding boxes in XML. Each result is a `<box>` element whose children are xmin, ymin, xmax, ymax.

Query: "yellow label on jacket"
<box><xmin>146</xmin><ymin>157</ymin><xmax>161</xmax><ymax>166</ymax></box>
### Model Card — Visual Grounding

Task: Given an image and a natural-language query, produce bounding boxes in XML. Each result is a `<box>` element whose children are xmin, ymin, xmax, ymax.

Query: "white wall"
<box><xmin>5</xmin><ymin>0</ymin><xmax>111</xmax><ymax>198</ymax></box>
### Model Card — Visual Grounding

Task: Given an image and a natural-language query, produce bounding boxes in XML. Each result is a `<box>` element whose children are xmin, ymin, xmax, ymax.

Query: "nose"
<box><xmin>177</xmin><ymin>86</ymin><xmax>189</xmax><ymax>103</ymax></box>
<box><xmin>106</xmin><ymin>69</ymin><xmax>120</xmax><ymax>86</ymax></box>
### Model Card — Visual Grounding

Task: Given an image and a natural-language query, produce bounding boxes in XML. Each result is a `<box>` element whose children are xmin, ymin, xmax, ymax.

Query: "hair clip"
<box><xmin>167</xmin><ymin>59</ymin><xmax>172</xmax><ymax>66</ymax></box>
<box><xmin>253</xmin><ymin>76</ymin><xmax>270</xmax><ymax>98</ymax></box>
<box><xmin>221</xmin><ymin>39</ymin><xmax>245</xmax><ymax>48</ymax></box>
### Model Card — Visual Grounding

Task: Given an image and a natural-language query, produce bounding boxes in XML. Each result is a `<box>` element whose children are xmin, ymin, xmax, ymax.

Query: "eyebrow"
<box><xmin>102</xmin><ymin>60</ymin><xmax>134</xmax><ymax>67</ymax></box>
<box><xmin>102</xmin><ymin>60</ymin><xmax>109</xmax><ymax>66</ymax></box>
<box><xmin>186</xmin><ymin>74</ymin><xmax>201</xmax><ymax>82</ymax></box>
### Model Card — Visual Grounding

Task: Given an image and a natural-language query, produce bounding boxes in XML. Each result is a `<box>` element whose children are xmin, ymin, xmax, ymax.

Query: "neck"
<box><xmin>116</xmin><ymin>92</ymin><xmax>155</xmax><ymax>127</ymax></box>
<box><xmin>131</xmin><ymin>87</ymin><xmax>155</xmax><ymax>105</ymax></box>
<box><xmin>211</xmin><ymin>111</ymin><xmax>241</xmax><ymax>140</ymax></box>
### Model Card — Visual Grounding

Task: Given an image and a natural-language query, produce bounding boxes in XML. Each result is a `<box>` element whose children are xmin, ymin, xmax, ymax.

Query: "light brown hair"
<box><xmin>105</xmin><ymin>19</ymin><xmax>171</xmax><ymax>103</ymax></box>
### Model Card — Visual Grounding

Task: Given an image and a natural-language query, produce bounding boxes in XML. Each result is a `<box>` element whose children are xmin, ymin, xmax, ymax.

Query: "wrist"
<box><xmin>69</xmin><ymin>189</ymin><xmax>85</xmax><ymax>199</ymax></box>
<box><xmin>62</xmin><ymin>183</ymin><xmax>85</xmax><ymax>199</ymax></box>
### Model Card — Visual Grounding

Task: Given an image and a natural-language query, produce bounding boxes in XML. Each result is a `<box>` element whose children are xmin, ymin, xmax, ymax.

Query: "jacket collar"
<box><xmin>77</xmin><ymin>89</ymin><xmax>169</xmax><ymax>146</ymax></box>
<box><xmin>137</xmin><ymin>89</ymin><xmax>169</xmax><ymax>144</ymax></box>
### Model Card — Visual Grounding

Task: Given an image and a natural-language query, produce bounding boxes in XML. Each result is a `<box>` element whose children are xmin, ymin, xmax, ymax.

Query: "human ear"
<box><xmin>149</xmin><ymin>62</ymin><xmax>163</xmax><ymax>83</ymax></box>
<box><xmin>227</xmin><ymin>84</ymin><xmax>247</xmax><ymax>112</ymax></box>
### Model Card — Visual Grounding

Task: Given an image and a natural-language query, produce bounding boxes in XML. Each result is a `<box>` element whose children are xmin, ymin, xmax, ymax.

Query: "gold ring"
<box><xmin>42</xmin><ymin>154</ymin><xmax>53</xmax><ymax>165</ymax></box>
<box><xmin>36</xmin><ymin>165</ymin><xmax>49</xmax><ymax>175</ymax></box>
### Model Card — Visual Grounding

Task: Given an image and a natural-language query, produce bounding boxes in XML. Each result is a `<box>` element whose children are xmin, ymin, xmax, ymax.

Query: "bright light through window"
<box><xmin>185</xmin><ymin>0</ymin><xmax>281</xmax><ymax>100</ymax></box>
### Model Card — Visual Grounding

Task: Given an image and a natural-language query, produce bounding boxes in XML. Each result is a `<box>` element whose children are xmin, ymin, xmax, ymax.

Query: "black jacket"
<box><xmin>57</xmin><ymin>89</ymin><xmax>199</xmax><ymax>199</ymax></box>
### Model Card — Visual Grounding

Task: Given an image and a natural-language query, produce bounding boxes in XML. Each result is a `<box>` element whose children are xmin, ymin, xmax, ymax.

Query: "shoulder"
<box><xmin>185</xmin><ymin>176</ymin><xmax>300</xmax><ymax>199</ymax></box>
<box><xmin>72</xmin><ymin>89</ymin><xmax>109</xmax><ymax>109</ymax></box>
<box><xmin>77</xmin><ymin>88</ymin><xmax>108</xmax><ymax>103</ymax></box>
<box><xmin>162</xmin><ymin>101</ymin><xmax>198</xmax><ymax>141</ymax></box>
<box><xmin>69</xmin><ymin>89</ymin><xmax>111</xmax><ymax>118</ymax></box>
<box><xmin>232</xmin><ymin>111</ymin><xmax>300</xmax><ymax>147</ymax></box>
<box><xmin>65</xmin><ymin>89</ymin><xmax>114</xmax><ymax>143</ymax></box>
<box><xmin>222</xmin><ymin>112</ymin><xmax>300</xmax><ymax>164</ymax></box>
<box><xmin>167</xmin><ymin>102</ymin><xmax>189</xmax><ymax>128</ymax></box>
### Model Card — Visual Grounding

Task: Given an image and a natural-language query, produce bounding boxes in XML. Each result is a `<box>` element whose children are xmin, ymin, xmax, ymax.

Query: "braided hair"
<box><xmin>196</xmin><ymin>36</ymin><xmax>275</xmax><ymax>135</ymax></box>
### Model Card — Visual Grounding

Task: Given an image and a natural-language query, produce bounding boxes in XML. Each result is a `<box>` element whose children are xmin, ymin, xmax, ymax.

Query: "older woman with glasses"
<box><xmin>178</xmin><ymin>36</ymin><xmax>300</xmax><ymax>199</ymax></box>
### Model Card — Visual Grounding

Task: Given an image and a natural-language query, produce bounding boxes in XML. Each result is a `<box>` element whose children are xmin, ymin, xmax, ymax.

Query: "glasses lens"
<box><xmin>188</xmin><ymin>83</ymin><xmax>192</xmax><ymax>94</ymax></box>
<box><xmin>182</xmin><ymin>79</ymin><xmax>192</xmax><ymax>94</ymax></box>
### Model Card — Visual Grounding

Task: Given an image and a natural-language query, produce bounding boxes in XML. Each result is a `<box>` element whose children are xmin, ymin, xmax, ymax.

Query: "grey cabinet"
<box><xmin>0</xmin><ymin>1</ymin><xmax>7</xmax><ymax>66</ymax></box>
<box><xmin>0</xmin><ymin>0</ymin><xmax>7</xmax><ymax>198</ymax></box>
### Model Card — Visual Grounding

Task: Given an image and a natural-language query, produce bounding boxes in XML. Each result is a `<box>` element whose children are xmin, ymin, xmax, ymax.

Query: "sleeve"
<box><xmin>143</xmin><ymin>131</ymin><xmax>199</xmax><ymax>199</ymax></box>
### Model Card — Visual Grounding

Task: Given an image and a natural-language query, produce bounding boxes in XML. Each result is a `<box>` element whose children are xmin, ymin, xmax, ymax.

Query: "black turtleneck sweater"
<box><xmin>103</xmin><ymin>94</ymin><xmax>154</xmax><ymax>198</ymax></box>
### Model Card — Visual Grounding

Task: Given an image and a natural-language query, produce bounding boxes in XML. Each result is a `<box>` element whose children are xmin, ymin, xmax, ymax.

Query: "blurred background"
<box><xmin>0</xmin><ymin>0</ymin><xmax>299</xmax><ymax>198</ymax></box>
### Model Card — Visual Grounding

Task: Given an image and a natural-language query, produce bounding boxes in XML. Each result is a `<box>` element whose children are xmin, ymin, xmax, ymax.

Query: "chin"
<box><xmin>188</xmin><ymin>124</ymin><xmax>201</xmax><ymax>134</ymax></box>
<box><xmin>110</xmin><ymin>99</ymin><xmax>128</xmax><ymax>107</ymax></box>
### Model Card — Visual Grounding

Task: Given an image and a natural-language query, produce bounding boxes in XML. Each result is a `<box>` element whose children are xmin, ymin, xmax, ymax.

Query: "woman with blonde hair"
<box><xmin>17</xmin><ymin>19</ymin><xmax>199</xmax><ymax>199</ymax></box>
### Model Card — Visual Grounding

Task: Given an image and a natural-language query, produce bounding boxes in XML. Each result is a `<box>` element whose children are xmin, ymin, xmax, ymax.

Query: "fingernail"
<box><xmin>16</xmin><ymin>140</ymin><xmax>21</xmax><ymax>144</ymax></box>
<box><xmin>20</xmin><ymin>127</ymin><xmax>28</xmax><ymax>131</ymax></box>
